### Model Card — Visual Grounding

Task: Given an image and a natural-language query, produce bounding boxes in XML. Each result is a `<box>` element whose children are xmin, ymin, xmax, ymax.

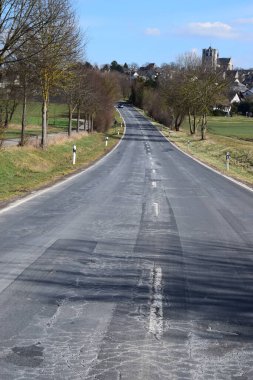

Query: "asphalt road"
<box><xmin>0</xmin><ymin>105</ymin><xmax>253</xmax><ymax>380</ymax></box>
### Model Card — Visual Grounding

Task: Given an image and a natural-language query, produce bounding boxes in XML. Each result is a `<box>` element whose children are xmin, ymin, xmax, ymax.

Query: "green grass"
<box><xmin>3</xmin><ymin>102</ymin><xmax>69</xmax><ymax>140</ymax></box>
<box><xmin>0</xmin><ymin>125</ymin><xmax>124</xmax><ymax>202</ymax></box>
<box><xmin>3</xmin><ymin>100</ymin><xmax>85</xmax><ymax>141</ymax></box>
<box><xmin>11</xmin><ymin>101</ymin><xmax>69</xmax><ymax>126</ymax></box>
<box><xmin>207</xmin><ymin>116</ymin><xmax>253</xmax><ymax>140</ymax></box>
<box><xmin>151</xmin><ymin>115</ymin><xmax>253</xmax><ymax>188</ymax></box>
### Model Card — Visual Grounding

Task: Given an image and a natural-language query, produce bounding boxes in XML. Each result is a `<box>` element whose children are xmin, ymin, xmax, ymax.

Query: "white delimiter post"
<box><xmin>226</xmin><ymin>152</ymin><xmax>230</xmax><ymax>171</ymax></box>
<box><xmin>73</xmin><ymin>144</ymin><xmax>77</xmax><ymax>165</ymax></box>
<box><xmin>105</xmin><ymin>137</ymin><xmax>108</xmax><ymax>147</ymax></box>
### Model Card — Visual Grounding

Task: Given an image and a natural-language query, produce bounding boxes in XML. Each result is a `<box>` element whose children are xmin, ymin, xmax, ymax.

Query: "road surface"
<box><xmin>0</xmin><ymin>105</ymin><xmax>253</xmax><ymax>379</ymax></box>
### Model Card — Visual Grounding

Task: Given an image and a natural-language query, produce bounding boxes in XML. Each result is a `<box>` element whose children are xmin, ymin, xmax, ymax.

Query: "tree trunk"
<box><xmin>41</xmin><ymin>99</ymin><xmax>48</xmax><ymax>148</ymax></box>
<box><xmin>188</xmin><ymin>111</ymin><xmax>197</xmax><ymax>135</ymax></box>
<box><xmin>20</xmin><ymin>86</ymin><xmax>27</xmax><ymax>146</ymax></box>
<box><xmin>87</xmin><ymin>113</ymin><xmax>90</xmax><ymax>132</ymax></box>
<box><xmin>201</xmin><ymin>114</ymin><xmax>207</xmax><ymax>140</ymax></box>
<box><xmin>188</xmin><ymin>111</ymin><xmax>193</xmax><ymax>134</ymax></box>
<box><xmin>174</xmin><ymin>113</ymin><xmax>184</xmax><ymax>131</ymax></box>
<box><xmin>0</xmin><ymin>105</ymin><xmax>4</xmax><ymax>146</ymax></box>
<box><xmin>91</xmin><ymin>114</ymin><xmax>94</xmax><ymax>133</ymax></box>
<box><xmin>77</xmin><ymin>106</ymin><xmax>80</xmax><ymax>133</ymax></box>
<box><xmin>68</xmin><ymin>105</ymin><xmax>72</xmax><ymax>136</ymax></box>
<box><xmin>4</xmin><ymin>110</ymin><xmax>9</xmax><ymax>128</ymax></box>
<box><xmin>85</xmin><ymin>113</ymin><xmax>88</xmax><ymax>132</ymax></box>
<box><xmin>4</xmin><ymin>99</ymin><xmax>10</xmax><ymax>128</ymax></box>
<box><xmin>89</xmin><ymin>114</ymin><xmax>92</xmax><ymax>133</ymax></box>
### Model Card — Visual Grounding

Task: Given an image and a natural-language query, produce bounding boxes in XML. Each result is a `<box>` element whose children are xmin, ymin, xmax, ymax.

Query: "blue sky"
<box><xmin>71</xmin><ymin>0</ymin><xmax>253</xmax><ymax>69</ymax></box>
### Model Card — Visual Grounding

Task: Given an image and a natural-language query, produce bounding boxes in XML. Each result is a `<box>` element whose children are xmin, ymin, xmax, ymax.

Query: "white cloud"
<box><xmin>145</xmin><ymin>28</ymin><xmax>161</xmax><ymax>36</ymax></box>
<box><xmin>186</xmin><ymin>22</ymin><xmax>238</xmax><ymax>39</ymax></box>
<box><xmin>236</xmin><ymin>18</ymin><xmax>253</xmax><ymax>24</ymax></box>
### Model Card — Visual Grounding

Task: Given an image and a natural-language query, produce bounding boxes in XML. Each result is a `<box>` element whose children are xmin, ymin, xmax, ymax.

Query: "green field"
<box><xmin>208</xmin><ymin>116</ymin><xmax>253</xmax><ymax>140</ymax></box>
<box><xmin>4</xmin><ymin>102</ymin><xmax>69</xmax><ymax>140</ymax></box>
<box><xmin>11</xmin><ymin>101</ymin><xmax>69</xmax><ymax>126</ymax></box>
<box><xmin>179</xmin><ymin>115</ymin><xmax>253</xmax><ymax>141</ymax></box>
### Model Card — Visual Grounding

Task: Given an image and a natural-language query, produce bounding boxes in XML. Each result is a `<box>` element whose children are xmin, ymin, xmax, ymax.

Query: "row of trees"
<box><xmin>0</xmin><ymin>0</ymin><xmax>123</xmax><ymax>148</ymax></box>
<box><xmin>1</xmin><ymin>1</ymin><xmax>232</xmax><ymax>146</ymax></box>
<box><xmin>130</xmin><ymin>53</ymin><xmax>230</xmax><ymax>139</ymax></box>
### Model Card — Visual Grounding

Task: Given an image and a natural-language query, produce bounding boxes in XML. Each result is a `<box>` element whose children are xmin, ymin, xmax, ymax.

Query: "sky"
<box><xmin>71</xmin><ymin>0</ymin><xmax>253</xmax><ymax>69</ymax></box>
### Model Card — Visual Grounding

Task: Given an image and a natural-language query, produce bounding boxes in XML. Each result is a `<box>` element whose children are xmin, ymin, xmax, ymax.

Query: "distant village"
<box><xmin>202</xmin><ymin>46</ymin><xmax>253</xmax><ymax>105</ymax></box>
<box><xmin>1</xmin><ymin>46</ymin><xmax>253</xmax><ymax>114</ymax></box>
<box><xmin>131</xmin><ymin>46</ymin><xmax>253</xmax><ymax>107</ymax></box>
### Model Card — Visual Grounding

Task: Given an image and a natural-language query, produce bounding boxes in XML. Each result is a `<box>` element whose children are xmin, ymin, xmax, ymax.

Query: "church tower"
<box><xmin>202</xmin><ymin>46</ymin><xmax>219</xmax><ymax>69</ymax></box>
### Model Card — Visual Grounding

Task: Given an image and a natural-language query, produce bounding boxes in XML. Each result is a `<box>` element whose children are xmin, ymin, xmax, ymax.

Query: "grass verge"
<box><xmin>154</xmin><ymin>121</ymin><xmax>253</xmax><ymax>188</ymax></box>
<box><xmin>0</xmin><ymin>125</ymin><xmax>124</xmax><ymax>204</ymax></box>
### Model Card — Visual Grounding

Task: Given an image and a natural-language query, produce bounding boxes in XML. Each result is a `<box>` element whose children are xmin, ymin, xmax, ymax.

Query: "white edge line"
<box><xmin>0</xmin><ymin>117</ymin><xmax>127</xmax><ymax>215</ymax></box>
<box><xmin>153</xmin><ymin>123</ymin><xmax>253</xmax><ymax>194</ymax></box>
<box><xmin>129</xmin><ymin>106</ymin><xmax>253</xmax><ymax>194</ymax></box>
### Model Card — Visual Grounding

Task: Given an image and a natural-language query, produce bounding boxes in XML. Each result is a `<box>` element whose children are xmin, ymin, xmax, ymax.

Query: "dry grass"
<box><xmin>156</xmin><ymin>123</ymin><xmax>253</xmax><ymax>187</ymax></box>
<box><xmin>0</xmin><ymin>127</ymin><xmax>123</xmax><ymax>202</ymax></box>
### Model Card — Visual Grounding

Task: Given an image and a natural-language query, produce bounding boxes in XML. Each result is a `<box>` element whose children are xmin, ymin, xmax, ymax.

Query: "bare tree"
<box><xmin>77</xmin><ymin>69</ymin><xmax>120</xmax><ymax>133</ymax></box>
<box><xmin>12</xmin><ymin>36</ymin><xmax>40</xmax><ymax>145</ymax></box>
<box><xmin>0</xmin><ymin>63</ymin><xmax>21</xmax><ymax>144</ymax></box>
<box><xmin>60</xmin><ymin>62</ymin><xmax>91</xmax><ymax>136</ymax></box>
<box><xmin>159</xmin><ymin>52</ymin><xmax>230</xmax><ymax>137</ymax></box>
<box><xmin>159</xmin><ymin>69</ymin><xmax>187</xmax><ymax>131</ymax></box>
<box><xmin>191</xmin><ymin>70</ymin><xmax>229</xmax><ymax>139</ymax></box>
<box><xmin>29</xmin><ymin>0</ymin><xmax>82</xmax><ymax>148</ymax></box>
<box><xmin>0</xmin><ymin>0</ymin><xmax>58</xmax><ymax>65</ymax></box>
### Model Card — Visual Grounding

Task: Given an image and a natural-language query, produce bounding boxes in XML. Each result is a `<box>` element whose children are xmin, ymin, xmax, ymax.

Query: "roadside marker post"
<box><xmin>105</xmin><ymin>136</ymin><xmax>108</xmax><ymax>147</ymax></box>
<box><xmin>72</xmin><ymin>144</ymin><xmax>77</xmax><ymax>165</ymax></box>
<box><xmin>226</xmin><ymin>151</ymin><xmax>230</xmax><ymax>171</ymax></box>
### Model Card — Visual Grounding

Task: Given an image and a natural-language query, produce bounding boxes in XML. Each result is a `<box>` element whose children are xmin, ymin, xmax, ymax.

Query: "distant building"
<box><xmin>218</xmin><ymin>57</ymin><xmax>233</xmax><ymax>71</ymax></box>
<box><xmin>202</xmin><ymin>46</ymin><xmax>233</xmax><ymax>71</ymax></box>
<box><xmin>137</xmin><ymin>63</ymin><xmax>159</xmax><ymax>80</ymax></box>
<box><xmin>202</xmin><ymin>47</ymin><xmax>219</xmax><ymax>70</ymax></box>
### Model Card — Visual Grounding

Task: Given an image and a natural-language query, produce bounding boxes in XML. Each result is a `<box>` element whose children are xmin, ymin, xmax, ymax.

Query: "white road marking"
<box><xmin>153</xmin><ymin>202</ymin><xmax>159</xmax><ymax>216</ymax></box>
<box><xmin>149</xmin><ymin>265</ymin><xmax>163</xmax><ymax>339</ymax></box>
<box><xmin>155</xmin><ymin>124</ymin><xmax>253</xmax><ymax>194</ymax></box>
<box><xmin>152</xmin><ymin>169</ymin><xmax>156</xmax><ymax>174</ymax></box>
<box><xmin>152</xmin><ymin>181</ymin><xmax>157</xmax><ymax>188</ymax></box>
<box><xmin>207</xmin><ymin>326</ymin><xmax>239</xmax><ymax>336</ymax></box>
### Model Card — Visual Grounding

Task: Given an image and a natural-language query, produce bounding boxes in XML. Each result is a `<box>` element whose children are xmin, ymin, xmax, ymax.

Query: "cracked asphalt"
<box><xmin>0</xmin><ymin>105</ymin><xmax>253</xmax><ymax>379</ymax></box>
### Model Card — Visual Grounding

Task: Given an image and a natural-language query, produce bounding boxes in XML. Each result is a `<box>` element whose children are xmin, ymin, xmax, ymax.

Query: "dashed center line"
<box><xmin>153</xmin><ymin>202</ymin><xmax>159</xmax><ymax>216</ymax></box>
<box><xmin>152</xmin><ymin>181</ymin><xmax>157</xmax><ymax>188</ymax></box>
<box><xmin>149</xmin><ymin>265</ymin><xmax>163</xmax><ymax>339</ymax></box>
